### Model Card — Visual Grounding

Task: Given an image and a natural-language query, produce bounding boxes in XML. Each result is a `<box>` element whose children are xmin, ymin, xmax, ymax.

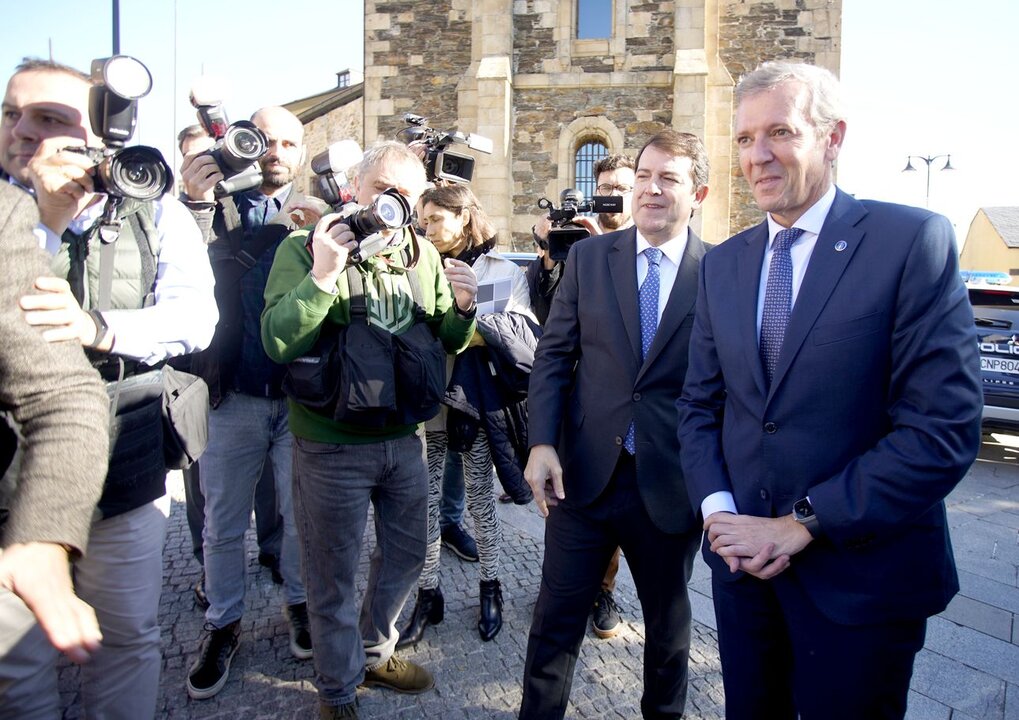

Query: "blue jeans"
<box><xmin>439</xmin><ymin>448</ymin><xmax>464</xmax><ymax>531</ymax></box>
<box><xmin>201</xmin><ymin>393</ymin><xmax>305</xmax><ymax>628</ymax></box>
<box><xmin>292</xmin><ymin>431</ymin><xmax>427</xmax><ymax>706</ymax></box>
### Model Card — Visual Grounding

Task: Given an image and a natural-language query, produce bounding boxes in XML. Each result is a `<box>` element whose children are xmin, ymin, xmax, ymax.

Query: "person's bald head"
<box><xmin>250</xmin><ymin>105</ymin><xmax>304</xmax><ymax>193</ymax></box>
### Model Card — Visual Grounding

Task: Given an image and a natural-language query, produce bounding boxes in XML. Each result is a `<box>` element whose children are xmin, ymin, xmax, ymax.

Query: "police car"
<box><xmin>968</xmin><ymin>274</ymin><xmax>1019</xmax><ymax>431</ymax></box>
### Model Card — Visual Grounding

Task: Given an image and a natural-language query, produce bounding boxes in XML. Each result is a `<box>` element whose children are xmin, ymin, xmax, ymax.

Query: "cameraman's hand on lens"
<box><xmin>26</xmin><ymin>138</ymin><xmax>95</xmax><ymax>236</ymax></box>
<box><xmin>406</xmin><ymin>139</ymin><xmax>429</xmax><ymax>162</ymax></box>
<box><xmin>180</xmin><ymin>152</ymin><xmax>223</xmax><ymax>203</ymax></box>
<box><xmin>19</xmin><ymin>276</ymin><xmax>108</xmax><ymax>349</ymax></box>
<box><xmin>309</xmin><ymin>213</ymin><xmax>356</xmax><ymax>292</ymax></box>
<box><xmin>574</xmin><ymin>216</ymin><xmax>602</xmax><ymax>237</ymax></box>
<box><xmin>442</xmin><ymin>257</ymin><xmax>478</xmax><ymax>313</ymax></box>
<box><xmin>524</xmin><ymin>444</ymin><xmax>565</xmax><ymax>518</ymax></box>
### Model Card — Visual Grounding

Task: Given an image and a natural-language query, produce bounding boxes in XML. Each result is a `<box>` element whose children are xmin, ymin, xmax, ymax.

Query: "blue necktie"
<box><xmin>624</xmin><ymin>247</ymin><xmax>663</xmax><ymax>454</ymax></box>
<box><xmin>759</xmin><ymin>227</ymin><xmax>805</xmax><ymax>386</ymax></box>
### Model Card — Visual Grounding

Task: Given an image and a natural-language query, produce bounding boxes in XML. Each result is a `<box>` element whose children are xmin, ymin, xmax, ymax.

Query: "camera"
<box><xmin>316</xmin><ymin>188</ymin><xmax>413</xmax><ymax>266</ymax></box>
<box><xmin>69</xmin><ymin>55</ymin><xmax>173</xmax><ymax>202</ymax></box>
<box><xmin>310</xmin><ymin>139</ymin><xmax>363</xmax><ymax>207</ymax></box>
<box><xmin>189</xmin><ymin>79</ymin><xmax>268</xmax><ymax>197</ymax></box>
<box><xmin>537</xmin><ymin>189</ymin><xmax>623</xmax><ymax>261</ymax></box>
<box><xmin>397</xmin><ymin>113</ymin><xmax>492</xmax><ymax>185</ymax></box>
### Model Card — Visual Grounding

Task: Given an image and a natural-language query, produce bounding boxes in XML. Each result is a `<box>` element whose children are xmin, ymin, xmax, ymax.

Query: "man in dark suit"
<box><xmin>676</xmin><ymin>61</ymin><xmax>982</xmax><ymax>720</ymax></box>
<box><xmin>520</xmin><ymin>129</ymin><xmax>709</xmax><ymax>720</ymax></box>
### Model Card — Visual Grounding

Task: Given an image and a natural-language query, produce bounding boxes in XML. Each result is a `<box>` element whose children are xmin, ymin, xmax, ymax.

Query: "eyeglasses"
<box><xmin>595</xmin><ymin>183</ymin><xmax>633</xmax><ymax>195</ymax></box>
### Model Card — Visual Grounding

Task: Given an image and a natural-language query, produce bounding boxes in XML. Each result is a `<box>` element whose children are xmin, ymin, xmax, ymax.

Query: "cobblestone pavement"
<box><xmin>56</xmin><ymin>436</ymin><xmax>1019</xmax><ymax>719</ymax></box>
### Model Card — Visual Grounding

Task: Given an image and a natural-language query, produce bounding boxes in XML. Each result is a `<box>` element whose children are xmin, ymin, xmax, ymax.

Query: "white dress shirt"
<box><xmin>36</xmin><ymin>193</ymin><xmax>218</xmax><ymax>365</ymax></box>
<box><xmin>635</xmin><ymin>228</ymin><xmax>689</xmax><ymax>324</ymax></box>
<box><xmin>700</xmin><ymin>184</ymin><xmax>837</xmax><ymax>520</ymax></box>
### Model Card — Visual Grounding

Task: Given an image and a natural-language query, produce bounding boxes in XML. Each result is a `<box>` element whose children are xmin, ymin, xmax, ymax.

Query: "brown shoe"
<box><xmin>360</xmin><ymin>654</ymin><xmax>434</xmax><ymax>694</ymax></box>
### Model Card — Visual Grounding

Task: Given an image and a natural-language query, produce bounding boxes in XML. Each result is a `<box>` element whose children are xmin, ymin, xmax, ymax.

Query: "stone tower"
<box><xmin>364</xmin><ymin>0</ymin><xmax>841</xmax><ymax>248</ymax></box>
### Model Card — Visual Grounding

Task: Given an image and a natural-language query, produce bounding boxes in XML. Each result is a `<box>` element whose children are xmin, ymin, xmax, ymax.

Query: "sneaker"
<box><xmin>592</xmin><ymin>589</ymin><xmax>622</xmax><ymax>639</ymax></box>
<box><xmin>186</xmin><ymin>620</ymin><xmax>240</xmax><ymax>700</ymax></box>
<box><xmin>284</xmin><ymin>602</ymin><xmax>313</xmax><ymax>660</ymax></box>
<box><xmin>360</xmin><ymin>654</ymin><xmax>434</xmax><ymax>694</ymax></box>
<box><xmin>320</xmin><ymin>701</ymin><xmax>359</xmax><ymax>719</ymax></box>
<box><xmin>193</xmin><ymin>571</ymin><xmax>209</xmax><ymax>610</ymax></box>
<box><xmin>440</xmin><ymin>524</ymin><xmax>478</xmax><ymax>562</ymax></box>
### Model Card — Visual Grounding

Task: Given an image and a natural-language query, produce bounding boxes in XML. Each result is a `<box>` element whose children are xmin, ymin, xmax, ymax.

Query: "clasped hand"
<box><xmin>704</xmin><ymin>512</ymin><xmax>813</xmax><ymax>580</ymax></box>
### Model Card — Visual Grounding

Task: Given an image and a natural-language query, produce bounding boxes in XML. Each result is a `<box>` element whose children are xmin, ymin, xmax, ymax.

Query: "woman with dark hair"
<box><xmin>399</xmin><ymin>184</ymin><xmax>536</xmax><ymax>644</ymax></box>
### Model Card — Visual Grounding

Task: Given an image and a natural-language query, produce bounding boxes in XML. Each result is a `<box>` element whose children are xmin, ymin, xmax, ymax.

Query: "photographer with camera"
<box><xmin>527</xmin><ymin>154</ymin><xmax>635</xmax><ymax>326</ymax></box>
<box><xmin>398</xmin><ymin>184</ymin><xmax>536</xmax><ymax>648</ymax></box>
<box><xmin>177</xmin><ymin>105</ymin><xmax>321</xmax><ymax>700</ymax></box>
<box><xmin>0</xmin><ymin>57</ymin><xmax>217</xmax><ymax>720</ymax></box>
<box><xmin>261</xmin><ymin>141</ymin><xmax>477</xmax><ymax>720</ymax></box>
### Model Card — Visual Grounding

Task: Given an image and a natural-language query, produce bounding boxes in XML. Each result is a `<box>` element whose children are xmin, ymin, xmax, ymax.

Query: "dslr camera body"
<box><xmin>67</xmin><ymin>55</ymin><xmax>173</xmax><ymax>203</ymax></box>
<box><xmin>309</xmin><ymin>188</ymin><xmax>414</xmax><ymax>267</ymax></box>
<box><xmin>538</xmin><ymin>189</ymin><xmax>623</xmax><ymax>261</ymax></box>
<box><xmin>189</xmin><ymin>80</ymin><xmax>268</xmax><ymax>198</ymax></box>
<box><xmin>397</xmin><ymin>113</ymin><xmax>492</xmax><ymax>185</ymax></box>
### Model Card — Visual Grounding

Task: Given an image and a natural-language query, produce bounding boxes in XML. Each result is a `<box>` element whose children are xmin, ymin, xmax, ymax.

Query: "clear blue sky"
<box><xmin>0</xmin><ymin>1</ymin><xmax>1015</xmax><ymax>240</ymax></box>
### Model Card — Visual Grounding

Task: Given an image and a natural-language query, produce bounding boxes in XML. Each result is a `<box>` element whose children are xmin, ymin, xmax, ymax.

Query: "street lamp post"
<box><xmin>902</xmin><ymin>154</ymin><xmax>954</xmax><ymax>208</ymax></box>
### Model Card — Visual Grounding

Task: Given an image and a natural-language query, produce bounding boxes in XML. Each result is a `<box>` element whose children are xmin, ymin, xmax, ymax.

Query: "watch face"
<box><xmin>794</xmin><ymin>498</ymin><xmax>814</xmax><ymax>519</ymax></box>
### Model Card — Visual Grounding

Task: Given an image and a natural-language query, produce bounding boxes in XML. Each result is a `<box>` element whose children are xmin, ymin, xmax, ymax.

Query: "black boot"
<box><xmin>478</xmin><ymin>579</ymin><xmax>503</xmax><ymax>641</ymax></box>
<box><xmin>396</xmin><ymin>587</ymin><xmax>444</xmax><ymax>650</ymax></box>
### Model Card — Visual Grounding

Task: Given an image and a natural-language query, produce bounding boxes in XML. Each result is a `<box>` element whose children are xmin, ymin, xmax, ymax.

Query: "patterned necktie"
<box><xmin>624</xmin><ymin>247</ymin><xmax>663</xmax><ymax>454</ymax></box>
<box><xmin>759</xmin><ymin>227</ymin><xmax>805</xmax><ymax>385</ymax></box>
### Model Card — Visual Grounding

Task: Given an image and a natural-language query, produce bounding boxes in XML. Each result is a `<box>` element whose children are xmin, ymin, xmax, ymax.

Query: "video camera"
<box><xmin>67</xmin><ymin>55</ymin><xmax>173</xmax><ymax>203</ymax></box>
<box><xmin>397</xmin><ymin>113</ymin><xmax>492</xmax><ymax>185</ymax></box>
<box><xmin>311</xmin><ymin>188</ymin><xmax>413</xmax><ymax>267</ymax></box>
<box><xmin>189</xmin><ymin>78</ymin><xmax>268</xmax><ymax>197</ymax></box>
<box><xmin>537</xmin><ymin>189</ymin><xmax>622</xmax><ymax>261</ymax></box>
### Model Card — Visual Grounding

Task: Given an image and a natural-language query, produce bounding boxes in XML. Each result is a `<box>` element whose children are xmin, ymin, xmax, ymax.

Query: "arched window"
<box><xmin>574</xmin><ymin>140</ymin><xmax>608</xmax><ymax>199</ymax></box>
<box><xmin>577</xmin><ymin>0</ymin><xmax>613</xmax><ymax>39</ymax></box>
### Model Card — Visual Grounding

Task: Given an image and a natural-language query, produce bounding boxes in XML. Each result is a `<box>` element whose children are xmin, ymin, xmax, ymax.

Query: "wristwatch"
<box><xmin>86</xmin><ymin>309</ymin><xmax>110</xmax><ymax>349</ymax></box>
<box><xmin>793</xmin><ymin>496</ymin><xmax>820</xmax><ymax>538</ymax></box>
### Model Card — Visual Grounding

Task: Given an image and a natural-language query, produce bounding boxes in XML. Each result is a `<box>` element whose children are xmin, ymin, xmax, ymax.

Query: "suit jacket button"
<box><xmin>764</xmin><ymin>422</ymin><xmax>778</xmax><ymax>434</ymax></box>
<box><xmin>633</xmin><ymin>392</ymin><xmax>641</xmax><ymax>401</ymax></box>
<box><xmin>760</xmin><ymin>489</ymin><xmax>769</xmax><ymax>500</ymax></box>
<box><xmin>614</xmin><ymin>436</ymin><xmax>623</xmax><ymax>445</ymax></box>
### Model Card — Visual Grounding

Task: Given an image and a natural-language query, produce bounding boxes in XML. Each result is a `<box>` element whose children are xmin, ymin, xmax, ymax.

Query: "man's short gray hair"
<box><xmin>358</xmin><ymin>141</ymin><xmax>426</xmax><ymax>184</ymax></box>
<box><xmin>735</xmin><ymin>61</ymin><xmax>845</xmax><ymax>137</ymax></box>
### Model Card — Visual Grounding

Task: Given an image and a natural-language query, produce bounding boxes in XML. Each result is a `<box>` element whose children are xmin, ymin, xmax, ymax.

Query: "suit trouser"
<box><xmin>519</xmin><ymin>454</ymin><xmax>701</xmax><ymax>720</ymax></box>
<box><xmin>0</xmin><ymin>585</ymin><xmax>60</xmax><ymax>719</ymax></box>
<box><xmin>0</xmin><ymin>498</ymin><xmax>169</xmax><ymax>720</ymax></box>
<box><xmin>711</xmin><ymin>568</ymin><xmax>927</xmax><ymax>720</ymax></box>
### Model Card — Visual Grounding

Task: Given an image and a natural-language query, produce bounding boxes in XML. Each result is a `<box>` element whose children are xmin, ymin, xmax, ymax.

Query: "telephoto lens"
<box><xmin>215</xmin><ymin>120</ymin><xmax>268</xmax><ymax>172</ymax></box>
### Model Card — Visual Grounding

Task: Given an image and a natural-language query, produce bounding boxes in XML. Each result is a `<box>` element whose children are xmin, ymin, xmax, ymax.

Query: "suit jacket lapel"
<box><xmin>639</xmin><ymin>230</ymin><xmax>704</xmax><ymax>379</ymax></box>
<box><xmin>737</xmin><ymin>222</ymin><xmax>770</xmax><ymax>398</ymax></box>
<box><xmin>608</xmin><ymin>228</ymin><xmax>641</xmax><ymax>364</ymax></box>
<box><xmin>768</xmin><ymin>190</ymin><xmax>867</xmax><ymax>398</ymax></box>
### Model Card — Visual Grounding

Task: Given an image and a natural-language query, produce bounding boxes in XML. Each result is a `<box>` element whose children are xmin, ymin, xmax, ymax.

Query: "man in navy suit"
<box><xmin>520</xmin><ymin>130</ymin><xmax>709</xmax><ymax>720</ymax></box>
<box><xmin>676</xmin><ymin>61</ymin><xmax>982</xmax><ymax>719</ymax></box>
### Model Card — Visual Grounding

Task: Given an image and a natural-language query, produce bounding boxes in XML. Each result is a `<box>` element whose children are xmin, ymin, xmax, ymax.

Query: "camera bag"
<box><xmin>283</xmin><ymin>254</ymin><xmax>446</xmax><ymax>426</ymax></box>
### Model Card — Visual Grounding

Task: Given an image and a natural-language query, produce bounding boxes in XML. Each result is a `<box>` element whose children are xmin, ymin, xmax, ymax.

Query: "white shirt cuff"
<box><xmin>701</xmin><ymin>491</ymin><xmax>738</xmax><ymax>519</ymax></box>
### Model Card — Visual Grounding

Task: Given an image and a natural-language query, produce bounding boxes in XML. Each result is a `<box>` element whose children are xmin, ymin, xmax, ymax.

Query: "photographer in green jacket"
<box><xmin>260</xmin><ymin>141</ymin><xmax>476</xmax><ymax>720</ymax></box>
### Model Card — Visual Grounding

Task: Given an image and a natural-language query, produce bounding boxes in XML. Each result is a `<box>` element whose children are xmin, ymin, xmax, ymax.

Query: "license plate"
<box><xmin>981</xmin><ymin>356</ymin><xmax>1019</xmax><ymax>375</ymax></box>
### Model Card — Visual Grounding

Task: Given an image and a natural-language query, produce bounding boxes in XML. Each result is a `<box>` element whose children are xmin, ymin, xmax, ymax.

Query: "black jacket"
<box><xmin>444</xmin><ymin>312</ymin><xmax>541</xmax><ymax>504</ymax></box>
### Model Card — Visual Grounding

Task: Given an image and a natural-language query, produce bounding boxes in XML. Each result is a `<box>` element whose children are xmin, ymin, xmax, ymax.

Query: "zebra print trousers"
<box><xmin>418</xmin><ymin>429</ymin><xmax>502</xmax><ymax>588</ymax></box>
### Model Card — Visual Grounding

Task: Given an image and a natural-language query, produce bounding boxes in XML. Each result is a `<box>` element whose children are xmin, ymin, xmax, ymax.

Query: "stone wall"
<box><xmin>296</xmin><ymin>97</ymin><xmax>364</xmax><ymax>197</ymax></box>
<box><xmin>358</xmin><ymin>0</ymin><xmax>842</xmax><ymax>247</ymax></box>
<box><xmin>719</xmin><ymin>0</ymin><xmax>842</xmax><ymax>233</ymax></box>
